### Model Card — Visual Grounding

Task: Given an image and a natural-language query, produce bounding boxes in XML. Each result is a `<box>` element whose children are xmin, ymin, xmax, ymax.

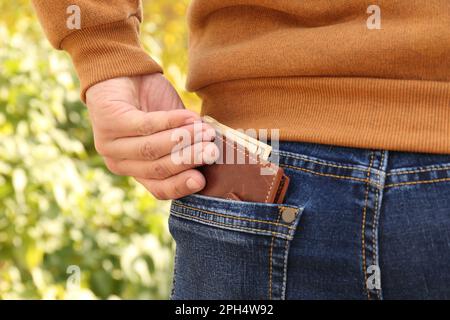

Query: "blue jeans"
<box><xmin>169</xmin><ymin>141</ymin><xmax>450</xmax><ymax>300</ymax></box>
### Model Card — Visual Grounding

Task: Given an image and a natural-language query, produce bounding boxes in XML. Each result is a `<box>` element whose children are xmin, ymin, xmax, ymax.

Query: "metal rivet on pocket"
<box><xmin>281</xmin><ymin>207</ymin><xmax>297</xmax><ymax>223</ymax></box>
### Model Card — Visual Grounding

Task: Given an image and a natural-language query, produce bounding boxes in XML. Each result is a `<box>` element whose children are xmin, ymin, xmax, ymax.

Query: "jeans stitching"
<box><xmin>277</xmin><ymin>150</ymin><xmax>369</xmax><ymax>172</ymax></box>
<box><xmin>281</xmin><ymin>164</ymin><xmax>382</xmax><ymax>188</ymax></box>
<box><xmin>362</xmin><ymin>152</ymin><xmax>375</xmax><ymax>300</ymax></box>
<box><xmin>372</xmin><ymin>187</ymin><xmax>380</xmax><ymax>300</ymax></box>
<box><xmin>387</xmin><ymin>166</ymin><xmax>450</xmax><ymax>176</ymax></box>
<box><xmin>281</xmin><ymin>236</ymin><xmax>290</xmax><ymax>300</ymax></box>
<box><xmin>170</xmin><ymin>251</ymin><xmax>178</xmax><ymax>300</ymax></box>
<box><xmin>385</xmin><ymin>177</ymin><xmax>450</xmax><ymax>188</ymax></box>
<box><xmin>170</xmin><ymin>210</ymin><xmax>291</xmax><ymax>239</ymax></box>
<box><xmin>280</xmin><ymin>208</ymin><xmax>300</xmax><ymax>300</ymax></box>
<box><xmin>372</xmin><ymin>151</ymin><xmax>385</xmax><ymax>300</ymax></box>
<box><xmin>376</xmin><ymin>152</ymin><xmax>384</xmax><ymax>186</ymax></box>
<box><xmin>269</xmin><ymin>208</ymin><xmax>283</xmax><ymax>300</ymax></box>
<box><xmin>172</xmin><ymin>202</ymin><xmax>296</xmax><ymax>230</ymax></box>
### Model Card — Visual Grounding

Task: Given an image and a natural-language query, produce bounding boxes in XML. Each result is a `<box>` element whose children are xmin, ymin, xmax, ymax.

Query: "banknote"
<box><xmin>202</xmin><ymin>115</ymin><xmax>272</xmax><ymax>161</ymax></box>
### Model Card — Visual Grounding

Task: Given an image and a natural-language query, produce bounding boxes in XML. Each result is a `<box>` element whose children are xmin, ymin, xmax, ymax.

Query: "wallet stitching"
<box><xmin>265</xmin><ymin>175</ymin><xmax>277</xmax><ymax>203</ymax></box>
<box><xmin>215</xmin><ymin>135</ymin><xmax>278</xmax><ymax>203</ymax></box>
<box><xmin>170</xmin><ymin>210</ymin><xmax>291</xmax><ymax>239</ymax></box>
<box><xmin>172</xmin><ymin>202</ymin><xmax>296</xmax><ymax>230</ymax></box>
<box><xmin>273</xmin><ymin>176</ymin><xmax>287</xmax><ymax>203</ymax></box>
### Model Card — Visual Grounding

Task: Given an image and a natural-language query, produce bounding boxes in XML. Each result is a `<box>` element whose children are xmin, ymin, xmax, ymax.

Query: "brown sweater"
<box><xmin>32</xmin><ymin>0</ymin><xmax>450</xmax><ymax>154</ymax></box>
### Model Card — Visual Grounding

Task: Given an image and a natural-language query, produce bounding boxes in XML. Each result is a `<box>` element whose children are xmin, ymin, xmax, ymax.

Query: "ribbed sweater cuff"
<box><xmin>61</xmin><ymin>16</ymin><xmax>163</xmax><ymax>102</ymax></box>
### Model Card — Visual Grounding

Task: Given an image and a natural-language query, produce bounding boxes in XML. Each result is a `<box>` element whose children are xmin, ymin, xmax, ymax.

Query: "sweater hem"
<box><xmin>197</xmin><ymin>76</ymin><xmax>450</xmax><ymax>154</ymax></box>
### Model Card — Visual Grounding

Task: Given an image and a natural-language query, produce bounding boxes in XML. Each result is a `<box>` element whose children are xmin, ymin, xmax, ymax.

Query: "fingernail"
<box><xmin>186</xmin><ymin>178</ymin><xmax>202</xmax><ymax>191</ymax></box>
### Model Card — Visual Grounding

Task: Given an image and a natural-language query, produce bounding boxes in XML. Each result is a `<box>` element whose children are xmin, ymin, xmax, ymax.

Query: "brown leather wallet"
<box><xmin>198</xmin><ymin>134</ymin><xmax>289</xmax><ymax>204</ymax></box>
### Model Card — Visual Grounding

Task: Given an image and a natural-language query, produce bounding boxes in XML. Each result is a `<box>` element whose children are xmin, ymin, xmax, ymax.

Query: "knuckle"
<box><xmin>164</xmin><ymin>114</ymin><xmax>175</xmax><ymax>130</ymax></box>
<box><xmin>151</xmin><ymin>162</ymin><xmax>172</xmax><ymax>179</ymax></box>
<box><xmin>137</xmin><ymin>119</ymin><xmax>155</xmax><ymax>136</ymax></box>
<box><xmin>151</xmin><ymin>187</ymin><xmax>169</xmax><ymax>201</ymax></box>
<box><xmin>104</xmin><ymin>159</ymin><xmax>121</xmax><ymax>175</ymax></box>
<box><xmin>139</xmin><ymin>141</ymin><xmax>158</xmax><ymax>160</ymax></box>
<box><xmin>171</xmin><ymin>183</ymin><xmax>185</xmax><ymax>199</ymax></box>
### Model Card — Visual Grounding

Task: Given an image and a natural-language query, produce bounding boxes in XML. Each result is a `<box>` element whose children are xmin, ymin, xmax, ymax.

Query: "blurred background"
<box><xmin>0</xmin><ymin>0</ymin><xmax>200</xmax><ymax>299</ymax></box>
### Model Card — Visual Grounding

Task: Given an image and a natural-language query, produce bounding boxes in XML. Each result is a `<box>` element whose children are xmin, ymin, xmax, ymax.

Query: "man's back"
<box><xmin>33</xmin><ymin>0</ymin><xmax>450</xmax><ymax>153</ymax></box>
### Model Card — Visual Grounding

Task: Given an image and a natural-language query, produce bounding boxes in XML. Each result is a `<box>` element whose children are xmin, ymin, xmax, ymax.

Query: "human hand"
<box><xmin>86</xmin><ymin>73</ymin><xmax>218</xmax><ymax>200</ymax></box>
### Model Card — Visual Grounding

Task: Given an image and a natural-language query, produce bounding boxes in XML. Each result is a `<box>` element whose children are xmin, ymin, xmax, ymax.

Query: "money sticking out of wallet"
<box><xmin>198</xmin><ymin>116</ymin><xmax>290</xmax><ymax>204</ymax></box>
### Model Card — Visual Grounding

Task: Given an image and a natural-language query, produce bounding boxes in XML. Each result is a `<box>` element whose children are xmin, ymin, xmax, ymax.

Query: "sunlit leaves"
<box><xmin>0</xmin><ymin>0</ymin><xmax>194</xmax><ymax>299</ymax></box>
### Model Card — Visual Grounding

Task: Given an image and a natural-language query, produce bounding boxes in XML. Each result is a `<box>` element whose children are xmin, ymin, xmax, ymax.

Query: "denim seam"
<box><xmin>281</xmin><ymin>164</ymin><xmax>383</xmax><ymax>189</ymax></box>
<box><xmin>387</xmin><ymin>166</ymin><xmax>450</xmax><ymax>176</ymax></box>
<box><xmin>362</xmin><ymin>152</ymin><xmax>375</xmax><ymax>300</ymax></box>
<box><xmin>281</xmin><ymin>236</ymin><xmax>290</xmax><ymax>300</ymax></box>
<box><xmin>269</xmin><ymin>208</ymin><xmax>283</xmax><ymax>300</ymax></box>
<box><xmin>170</xmin><ymin>251</ymin><xmax>178</xmax><ymax>300</ymax></box>
<box><xmin>372</xmin><ymin>151</ymin><xmax>385</xmax><ymax>300</ymax></box>
<box><xmin>172</xmin><ymin>202</ymin><xmax>296</xmax><ymax>230</ymax></box>
<box><xmin>376</xmin><ymin>152</ymin><xmax>384</xmax><ymax>186</ymax></box>
<box><xmin>277</xmin><ymin>151</ymin><xmax>369</xmax><ymax>172</ymax></box>
<box><xmin>170</xmin><ymin>210</ymin><xmax>291</xmax><ymax>239</ymax></box>
<box><xmin>373</xmin><ymin>187</ymin><xmax>380</xmax><ymax>300</ymax></box>
<box><xmin>385</xmin><ymin>177</ymin><xmax>450</xmax><ymax>188</ymax></box>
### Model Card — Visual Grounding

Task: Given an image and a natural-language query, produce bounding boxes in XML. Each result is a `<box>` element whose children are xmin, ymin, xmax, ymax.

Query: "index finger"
<box><xmin>98</xmin><ymin>109</ymin><xmax>201</xmax><ymax>139</ymax></box>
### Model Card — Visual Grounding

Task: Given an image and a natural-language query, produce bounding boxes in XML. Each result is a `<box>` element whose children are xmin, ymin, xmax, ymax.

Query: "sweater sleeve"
<box><xmin>31</xmin><ymin>0</ymin><xmax>163</xmax><ymax>101</ymax></box>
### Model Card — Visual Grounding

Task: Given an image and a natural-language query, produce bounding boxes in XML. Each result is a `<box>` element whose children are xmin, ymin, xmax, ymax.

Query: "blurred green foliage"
<box><xmin>0</xmin><ymin>0</ymin><xmax>198</xmax><ymax>299</ymax></box>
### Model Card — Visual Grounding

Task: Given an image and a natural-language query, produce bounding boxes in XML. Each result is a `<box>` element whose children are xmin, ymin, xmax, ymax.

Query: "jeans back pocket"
<box><xmin>169</xmin><ymin>194</ymin><xmax>304</xmax><ymax>300</ymax></box>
